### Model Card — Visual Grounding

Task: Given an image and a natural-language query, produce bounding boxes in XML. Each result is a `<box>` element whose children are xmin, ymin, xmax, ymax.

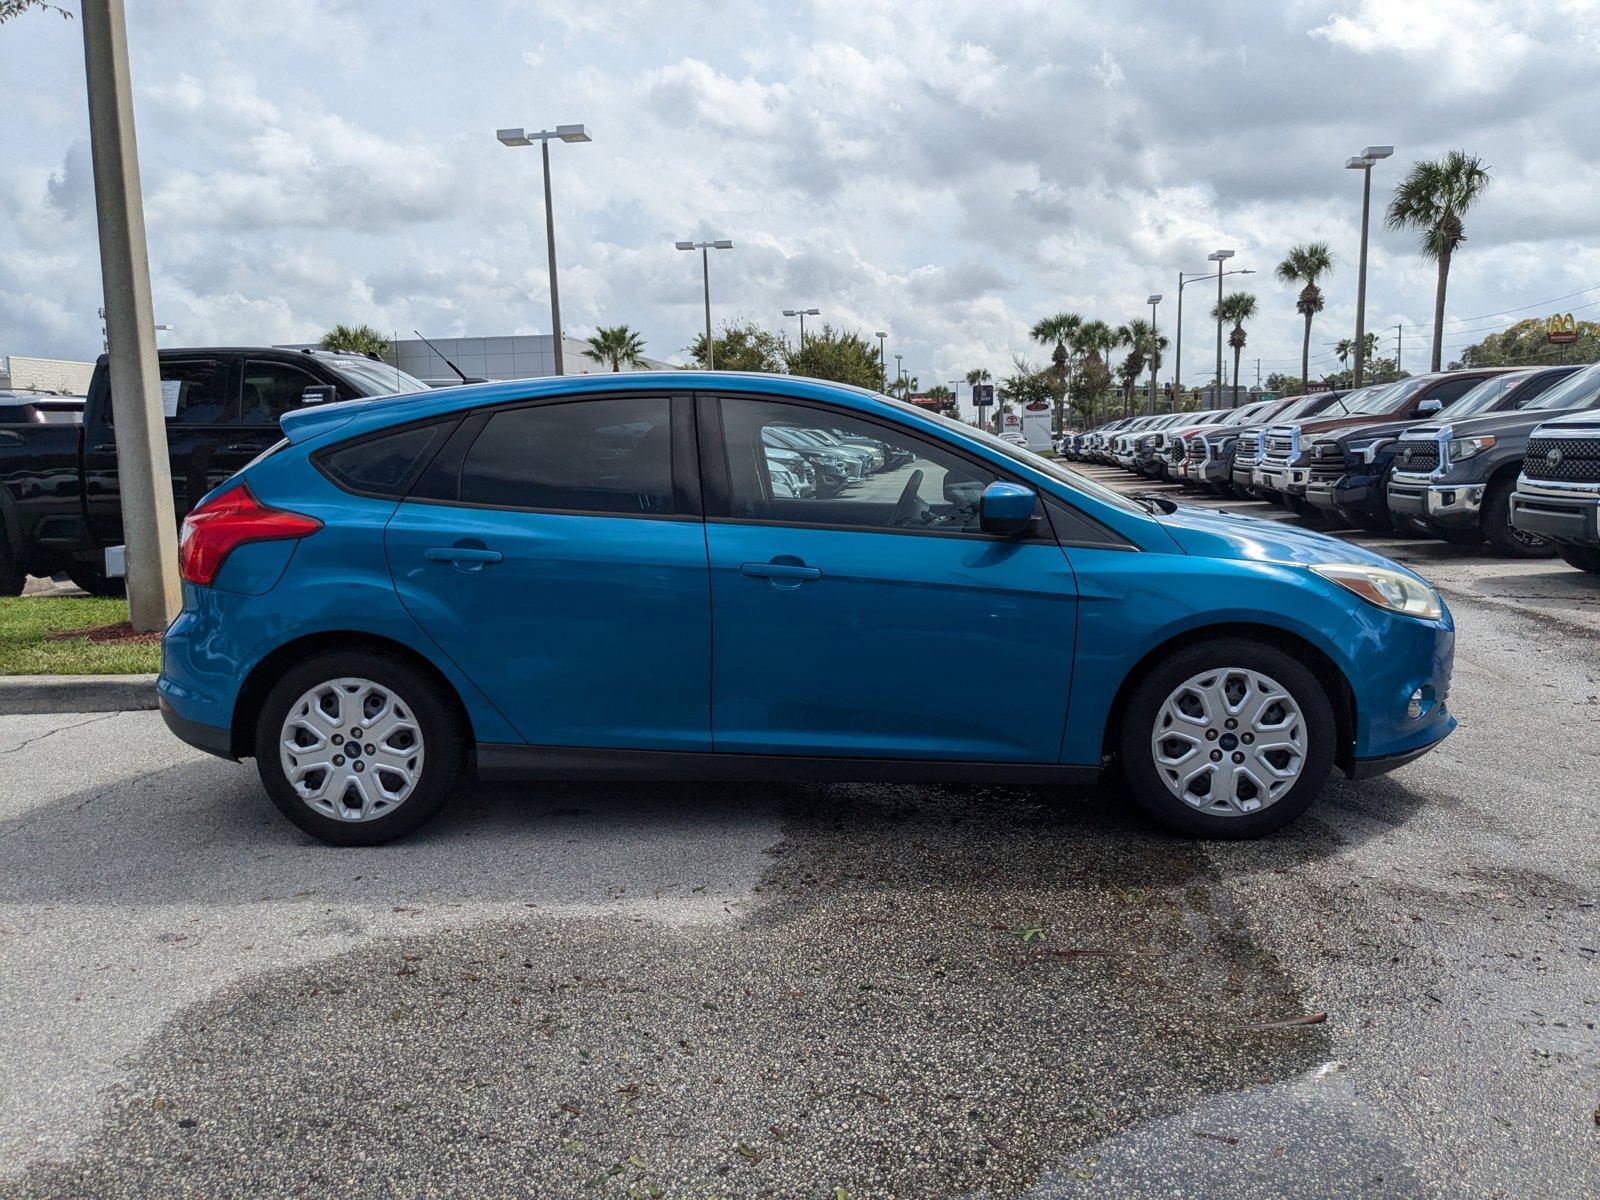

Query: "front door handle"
<box><xmin>425</xmin><ymin>546</ymin><xmax>503</xmax><ymax>566</ymax></box>
<box><xmin>740</xmin><ymin>561</ymin><xmax>822</xmax><ymax>581</ymax></box>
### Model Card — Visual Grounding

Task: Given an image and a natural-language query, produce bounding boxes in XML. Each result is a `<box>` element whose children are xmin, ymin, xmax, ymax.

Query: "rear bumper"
<box><xmin>158</xmin><ymin>696</ymin><xmax>236</xmax><ymax>760</ymax></box>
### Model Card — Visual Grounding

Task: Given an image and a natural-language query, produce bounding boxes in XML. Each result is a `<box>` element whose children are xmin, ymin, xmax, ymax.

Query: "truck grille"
<box><xmin>1524</xmin><ymin>435</ymin><xmax>1600</xmax><ymax>483</ymax></box>
<box><xmin>1394</xmin><ymin>441</ymin><xmax>1440</xmax><ymax>473</ymax></box>
<box><xmin>1308</xmin><ymin>444</ymin><xmax>1349</xmax><ymax>480</ymax></box>
<box><xmin>1186</xmin><ymin>439</ymin><xmax>1207</xmax><ymax>463</ymax></box>
<box><xmin>1264</xmin><ymin>432</ymin><xmax>1294</xmax><ymax>460</ymax></box>
<box><xmin>1235</xmin><ymin>433</ymin><xmax>1261</xmax><ymax>466</ymax></box>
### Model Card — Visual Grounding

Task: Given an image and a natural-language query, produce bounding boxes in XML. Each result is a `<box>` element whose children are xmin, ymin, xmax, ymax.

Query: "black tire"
<box><xmin>1482</xmin><ymin>479</ymin><xmax>1556</xmax><ymax>559</ymax></box>
<box><xmin>1389</xmin><ymin>511</ymin><xmax>1431</xmax><ymax>538</ymax></box>
<box><xmin>67</xmin><ymin>563</ymin><xmax>126</xmax><ymax>598</ymax></box>
<box><xmin>1285</xmin><ymin>495</ymin><xmax>1325</xmax><ymax>524</ymax></box>
<box><xmin>1118</xmin><ymin>637</ymin><xmax>1336</xmax><ymax>839</ymax></box>
<box><xmin>1213</xmin><ymin>481</ymin><xmax>1239</xmax><ymax>499</ymax></box>
<box><xmin>253</xmin><ymin>650</ymin><xmax>465</xmax><ymax>846</ymax></box>
<box><xmin>0</xmin><ymin>550</ymin><xmax>24</xmax><ymax>598</ymax></box>
<box><xmin>1558</xmin><ymin>544</ymin><xmax>1600</xmax><ymax>574</ymax></box>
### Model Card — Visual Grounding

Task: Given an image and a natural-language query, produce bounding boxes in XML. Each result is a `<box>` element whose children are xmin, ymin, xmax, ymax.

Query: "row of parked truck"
<box><xmin>1060</xmin><ymin>362</ymin><xmax>1600</xmax><ymax>576</ymax></box>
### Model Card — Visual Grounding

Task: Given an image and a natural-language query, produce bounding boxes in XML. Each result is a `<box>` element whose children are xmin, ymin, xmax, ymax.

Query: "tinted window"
<box><xmin>320</xmin><ymin>422</ymin><xmax>453</xmax><ymax>496</ymax></box>
<box><xmin>720</xmin><ymin>397</ymin><xmax>1001</xmax><ymax>533</ymax></box>
<box><xmin>458</xmin><ymin>398</ymin><xmax>674</xmax><ymax>515</ymax></box>
<box><xmin>242</xmin><ymin>361</ymin><xmax>328</xmax><ymax>424</ymax></box>
<box><xmin>1427</xmin><ymin>376</ymin><xmax>1488</xmax><ymax>410</ymax></box>
<box><xmin>160</xmin><ymin>360</ymin><xmax>233</xmax><ymax>425</ymax></box>
<box><xmin>1525</xmin><ymin>362</ymin><xmax>1600</xmax><ymax>411</ymax></box>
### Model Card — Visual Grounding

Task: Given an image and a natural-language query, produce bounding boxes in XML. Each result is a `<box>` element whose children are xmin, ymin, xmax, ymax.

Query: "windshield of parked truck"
<box><xmin>1445</xmin><ymin>372</ymin><xmax>1530</xmax><ymax>417</ymax></box>
<box><xmin>1345</xmin><ymin>376</ymin><xmax>1428</xmax><ymax>414</ymax></box>
<box><xmin>1523</xmin><ymin>361</ymin><xmax>1600</xmax><ymax>411</ymax></box>
<box><xmin>324</xmin><ymin>358</ymin><xmax>431</xmax><ymax>396</ymax></box>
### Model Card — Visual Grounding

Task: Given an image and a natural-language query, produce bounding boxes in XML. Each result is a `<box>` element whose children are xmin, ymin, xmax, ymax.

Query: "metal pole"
<box><xmin>1148</xmin><ymin>298</ymin><xmax>1159</xmax><ymax>415</ymax></box>
<box><xmin>1215</xmin><ymin>259</ymin><xmax>1225</xmax><ymax>409</ymax></box>
<box><xmin>1353</xmin><ymin>163</ymin><xmax>1372</xmax><ymax>389</ymax></box>
<box><xmin>1173</xmin><ymin>272</ymin><xmax>1183</xmax><ymax>399</ymax></box>
<box><xmin>877</xmin><ymin>333</ymin><xmax>886</xmax><ymax>384</ymax></box>
<box><xmin>541</xmin><ymin>138</ymin><xmax>565</xmax><ymax>375</ymax></box>
<box><xmin>1395</xmin><ymin>323</ymin><xmax>1402</xmax><ymax>376</ymax></box>
<box><xmin>701</xmin><ymin>246</ymin><xmax>714</xmax><ymax>371</ymax></box>
<box><xmin>81</xmin><ymin>0</ymin><xmax>180</xmax><ymax>631</ymax></box>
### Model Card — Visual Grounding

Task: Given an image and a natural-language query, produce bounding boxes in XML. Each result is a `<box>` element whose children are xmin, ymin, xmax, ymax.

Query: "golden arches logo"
<box><xmin>1546</xmin><ymin>312</ymin><xmax>1579</xmax><ymax>343</ymax></box>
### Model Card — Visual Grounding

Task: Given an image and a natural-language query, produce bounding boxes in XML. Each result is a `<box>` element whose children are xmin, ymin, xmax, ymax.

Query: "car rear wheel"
<box><xmin>0</xmin><ymin>549</ymin><xmax>24</xmax><ymax>597</ymax></box>
<box><xmin>254</xmin><ymin>651</ymin><xmax>465</xmax><ymax>846</ymax></box>
<box><xmin>1482</xmin><ymin>479</ymin><xmax>1555</xmax><ymax>559</ymax></box>
<box><xmin>1119</xmin><ymin>638</ymin><xmax>1335</xmax><ymax>839</ymax></box>
<box><xmin>1558</xmin><ymin>544</ymin><xmax>1600</xmax><ymax>574</ymax></box>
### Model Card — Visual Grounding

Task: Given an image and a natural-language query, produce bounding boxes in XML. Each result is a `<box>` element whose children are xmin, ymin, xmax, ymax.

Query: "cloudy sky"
<box><xmin>4</xmin><ymin>0</ymin><xmax>1600</xmax><ymax>414</ymax></box>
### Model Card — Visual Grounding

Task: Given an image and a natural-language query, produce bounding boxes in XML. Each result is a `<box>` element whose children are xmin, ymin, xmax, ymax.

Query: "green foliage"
<box><xmin>0</xmin><ymin>1</ymin><xmax>72</xmax><ymax>21</ymax></box>
<box><xmin>1385</xmin><ymin>150</ymin><xmax>1492</xmax><ymax>263</ymax></box>
<box><xmin>1265</xmin><ymin>373</ymin><xmax>1305</xmax><ymax>396</ymax></box>
<box><xmin>584</xmin><ymin>324</ymin><xmax>647</xmax><ymax>372</ymax></box>
<box><xmin>318</xmin><ymin>323</ymin><xmax>393</xmax><ymax>360</ymax></box>
<box><xmin>1451</xmin><ymin>317</ymin><xmax>1600</xmax><ymax>369</ymax></box>
<box><xmin>1321</xmin><ymin>358</ymin><xmax>1406</xmax><ymax>388</ymax></box>
<box><xmin>786</xmin><ymin>325</ymin><xmax>886</xmax><ymax>390</ymax></box>
<box><xmin>687</xmin><ymin>318</ymin><xmax>786</xmax><ymax>373</ymax></box>
<box><xmin>1275</xmin><ymin>243</ymin><xmax>1334</xmax><ymax>316</ymax></box>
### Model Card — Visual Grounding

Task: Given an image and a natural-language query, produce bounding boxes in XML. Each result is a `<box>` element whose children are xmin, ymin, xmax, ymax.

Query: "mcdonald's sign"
<box><xmin>1546</xmin><ymin>312</ymin><xmax>1579</xmax><ymax>345</ymax></box>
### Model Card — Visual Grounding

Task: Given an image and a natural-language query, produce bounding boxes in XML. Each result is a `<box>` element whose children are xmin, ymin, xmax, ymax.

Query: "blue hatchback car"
<box><xmin>159</xmin><ymin>373</ymin><xmax>1456</xmax><ymax>845</ymax></box>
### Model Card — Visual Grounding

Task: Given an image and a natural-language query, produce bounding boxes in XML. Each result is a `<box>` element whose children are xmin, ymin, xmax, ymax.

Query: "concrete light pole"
<box><xmin>1346</xmin><ymin>145</ymin><xmax>1392</xmax><ymax>388</ymax></box>
<box><xmin>497</xmin><ymin>123</ymin><xmax>591</xmax><ymax>375</ymax></box>
<box><xmin>676</xmin><ymin>239</ymin><xmax>733</xmax><ymax>369</ymax></box>
<box><xmin>82</xmin><ymin>0</ymin><xmax>179</xmax><ymax>630</ymax></box>
<box><xmin>783</xmin><ymin>307</ymin><xmax>820</xmax><ymax>346</ymax></box>
<box><xmin>1146</xmin><ymin>294</ymin><xmax>1162</xmax><ymax>415</ymax></box>
<box><xmin>875</xmin><ymin>331</ymin><xmax>887</xmax><ymax>387</ymax></box>
<box><xmin>1209</xmin><ymin>249</ymin><xmax>1234</xmax><ymax>407</ymax></box>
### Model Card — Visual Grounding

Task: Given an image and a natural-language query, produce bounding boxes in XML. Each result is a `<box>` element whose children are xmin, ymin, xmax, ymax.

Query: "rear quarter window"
<box><xmin>316</xmin><ymin>421</ymin><xmax>456</xmax><ymax>497</ymax></box>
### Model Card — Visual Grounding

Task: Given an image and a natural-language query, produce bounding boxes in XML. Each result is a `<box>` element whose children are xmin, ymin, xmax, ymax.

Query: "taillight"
<box><xmin>178</xmin><ymin>483</ymin><xmax>322</xmax><ymax>586</ymax></box>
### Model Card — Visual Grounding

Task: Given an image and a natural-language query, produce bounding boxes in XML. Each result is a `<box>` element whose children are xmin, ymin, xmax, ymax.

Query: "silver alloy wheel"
<box><xmin>1150</xmin><ymin>667</ymin><xmax>1306</xmax><ymax>816</ymax></box>
<box><xmin>279</xmin><ymin>677</ymin><xmax>425</xmax><ymax>822</ymax></box>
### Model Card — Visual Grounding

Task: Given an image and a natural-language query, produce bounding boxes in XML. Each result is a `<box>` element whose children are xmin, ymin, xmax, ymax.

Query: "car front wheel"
<box><xmin>1119</xmin><ymin>638</ymin><xmax>1335</xmax><ymax>839</ymax></box>
<box><xmin>254</xmin><ymin>651</ymin><xmax>464</xmax><ymax>846</ymax></box>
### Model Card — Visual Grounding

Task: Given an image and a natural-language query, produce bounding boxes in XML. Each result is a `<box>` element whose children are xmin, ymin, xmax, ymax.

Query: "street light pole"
<box><xmin>496</xmin><ymin>123</ymin><xmax>591</xmax><ymax>376</ymax></box>
<box><xmin>676</xmin><ymin>239</ymin><xmax>733</xmax><ymax>369</ymax></box>
<box><xmin>81</xmin><ymin>0</ymin><xmax>180</xmax><ymax>630</ymax></box>
<box><xmin>1175</xmin><ymin>266</ymin><xmax>1253</xmax><ymax>403</ymax></box>
<box><xmin>783</xmin><ymin>307</ymin><xmax>820</xmax><ymax>346</ymax></box>
<box><xmin>875</xmin><ymin>331</ymin><xmax>887</xmax><ymax>387</ymax></box>
<box><xmin>1208</xmin><ymin>249</ymin><xmax>1234</xmax><ymax>406</ymax></box>
<box><xmin>1346</xmin><ymin>145</ymin><xmax>1392</xmax><ymax>389</ymax></box>
<box><xmin>1146</xmin><ymin>294</ymin><xmax>1162</xmax><ymax>415</ymax></box>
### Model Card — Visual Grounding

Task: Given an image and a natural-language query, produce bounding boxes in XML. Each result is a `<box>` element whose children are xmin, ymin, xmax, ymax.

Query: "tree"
<box><xmin>1265</xmin><ymin>372</ymin><xmax>1305</xmax><ymax>396</ymax></box>
<box><xmin>923</xmin><ymin>384</ymin><xmax>958</xmax><ymax>417</ymax></box>
<box><xmin>584</xmin><ymin>325</ymin><xmax>647</xmax><ymax>372</ymax></box>
<box><xmin>1029</xmin><ymin>313</ymin><xmax>1082</xmax><ymax>436</ymax></box>
<box><xmin>999</xmin><ymin>358</ymin><xmax>1052</xmax><ymax>431</ymax></box>
<box><xmin>1275</xmin><ymin>243</ymin><xmax>1334</xmax><ymax>394</ymax></box>
<box><xmin>786</xmin><ymin>325</ymin><xmax>885</xmax><ymax>390</ymax></box>
<box><xmin>1386</xmin><ymin>150</ymin><xmax>1493</xmax><ymax>372</ymax></box>
<box><xmin>1210</xmin><ymin>292</ymin><xmax>1257</xmax><ymax>405</ymax></box>
<box><xmin>1453</xmin><ymin>316</ymin><xmax>1600</xmax><ymax>369</ymax></box>
<box><xmin>687</xmin><ymin>319</ymin><xmax>786</xmax><ymax>373</ymax></box>
<box><xmin>319</xmin><ymin>323</ymin><xmax>393</xmax><ymax>360</ymax></box>
<box><xmin>965</xmin><ymin>367</ymin><xmax>993</xmax><ymax>427</ymax></box>
<box><xmin>0</xmin><ymin>1</ymin><xmax>72</xmax><ymax>21</ymax></box>
<box><xmin>1115</xmin><ymin>317</ymin><xmax>1168</xmax><ymax>414</ymax></box>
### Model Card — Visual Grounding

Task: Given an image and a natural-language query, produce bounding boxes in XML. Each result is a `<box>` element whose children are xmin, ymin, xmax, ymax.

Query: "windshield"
<box><xmin>1445</xmin><ymin>373</ymin><xmax>1528</xmax><ymax>417</ymax></box>
<box><xmin>324</xmin><ymin>358</ymin><xmax>431</xmax><ymax>396</ymax></box>
<box><xmin>884</xmin><ymin>396</ymin><xmax>1147</xmax><ymax>516</ymax></box>
<box><xmin>1346</xmin><ymin>377</ymin><xmax>1427</xmax><ymax>414</ymax></box>
<box><xmin>1263</xmin><ymin>394</ymin><xmax>1329</xmax><ymax>423</ymax></box>
<box><xmin>1525</xmin><ymin>361</ymin><xmax>1600</xmax><ymax>411</ymax></box>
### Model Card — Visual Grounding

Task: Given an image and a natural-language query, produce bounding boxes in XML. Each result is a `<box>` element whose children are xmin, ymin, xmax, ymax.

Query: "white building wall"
<box><xmin>0</xmin><ymin>355</ymin><xmax>96</xmax><ymax>394</ymax></box>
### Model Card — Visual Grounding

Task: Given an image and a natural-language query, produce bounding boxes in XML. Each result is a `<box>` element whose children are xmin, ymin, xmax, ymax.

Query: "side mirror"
<box><xmin>1416</xmin><ymin>397</ymin><xmax>1441</xmax><ymax>415</ymax></box>
<box><xmin>978</xmin><ymin>480</ymin><xmax>1038</xmax><ymax>535</ymax></box>
<box><xmin>300</xmin><ymin>384</ymin><xmax>339</xmax><ymax>406</ymax></box>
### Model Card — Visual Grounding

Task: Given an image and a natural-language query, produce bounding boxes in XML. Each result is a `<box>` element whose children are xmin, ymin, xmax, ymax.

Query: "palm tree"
<box><xmin>1275</xmin><ymin>243</ymin><xmax>1334</xmax><ymax>394</ymax></box>
<box><xmin>1386</xmin><ymin>150</ymin><xmax>1492</xmax><ymax>371</ymax></box>
<box><xmin>1029</xmin><ymin>313</ymin><xmax>1083</xmax><ymax>436</ymax></box>
<box><xmin>1335</xmin><ymin>338</ymin><xmax>1354</xmax><ymax>370</ymax></box>
<box><xmin>584</xmin><ymin>325</ymin><xmax>647</xmax><ymax>372</ymax></box>
<box><xmin>1116</xmin><ymin>317</ymin><xmax>1169</xmax><ymax>414</ymax></box>
<box><xmin>1210</xmin><ymin>292</ymin><xmax>1257</xmax><ymax>406</ymax></box>
<box><xmin>1072</xmin><ymin>319</ymin><xmax>1120</xmax><ymax>424</ymax></box>
<box><xmin>318</xmin><ymin>323</ymin><xmax>392</xmax><ymax>360</ymax></box>
<box><xmin>965</xmin><ymin>367</ymin><xmax>993</xmax><ymax>428</ymax></box>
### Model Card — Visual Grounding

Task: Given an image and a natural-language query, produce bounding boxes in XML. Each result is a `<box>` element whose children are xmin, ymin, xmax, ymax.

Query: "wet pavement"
<box><xmin>2</xmin><ymin>472</ymin><xmax>1598</xmax><ymax>1199</ymax></box>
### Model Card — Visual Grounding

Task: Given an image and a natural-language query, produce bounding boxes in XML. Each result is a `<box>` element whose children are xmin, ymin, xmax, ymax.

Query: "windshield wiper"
<box><xmin>1132</xmin><ymin>491</ymin><xmax>1179</xmax><ymax>514</ymax></box>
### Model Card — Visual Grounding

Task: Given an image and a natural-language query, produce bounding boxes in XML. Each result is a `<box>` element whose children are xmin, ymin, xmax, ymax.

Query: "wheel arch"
<box><xmin>229</xmin><ymin>630</ymin><xmax>475</xmax><ymax>760</ymax></box>
<box><xmin>1098</xmin><ymin>621</ymin><xmax>1358</xmax><ymax>772</ymax></box>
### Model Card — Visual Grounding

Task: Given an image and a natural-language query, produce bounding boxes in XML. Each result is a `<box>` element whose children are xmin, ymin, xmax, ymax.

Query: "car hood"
<box><xmin>1156</xmin><ymin>502</ymin><xmax>1415</xmax><ymax>573</ymax></box>
<box><xmin>1408</xmin><ymin>406</ymin><xmax>1582</xmax><ymax>441</ymax></box>
<box><xmin>1313</xmin><ymin>415</ymin><xmax>1429</xmax><ymax>446</ymax></box>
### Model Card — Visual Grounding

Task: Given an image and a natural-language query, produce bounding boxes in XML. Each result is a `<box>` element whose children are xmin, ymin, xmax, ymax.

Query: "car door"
<box><xmin>383</xmin><ymin>392</ymin><xmax>711</xmax><ymax>751</ymax></box>
<box><xmin>701</xmin><ymin>392</ymin><xmax>1079</xmax><ymax>762</ymax></box>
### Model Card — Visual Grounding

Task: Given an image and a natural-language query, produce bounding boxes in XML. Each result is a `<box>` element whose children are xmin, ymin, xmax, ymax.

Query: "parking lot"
<box><xmin>1</xmin><ymin>471</ymin><xmax>1597</xmax><ymax>1200</ymax></box>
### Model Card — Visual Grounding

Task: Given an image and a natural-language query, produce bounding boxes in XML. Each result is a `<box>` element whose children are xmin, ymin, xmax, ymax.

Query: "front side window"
<box><xmin>720</xmin><ymin>397</ymin><xmax>1000</xmax><ymax>533</ymax></box>
<box><xmin>1525</xmin><ymin>362</ymin><xmax>1600</xmax><ymax>411</ymax></box>
<box><xmin>157</xmin><ymin>360</ymin><xmax>233</xmax><ymax>426</ymax></box>
<box><xmin>242</xmin><ymin>361</ymin><xmax>327</xmax><ymax>424</ymax></box>
<box><xmin>457</xmin><ymin>397</ymin><xmax>674</xmax><ymax>515</ymax></box>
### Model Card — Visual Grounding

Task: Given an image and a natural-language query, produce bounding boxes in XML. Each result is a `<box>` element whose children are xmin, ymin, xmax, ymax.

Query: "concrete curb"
<box><xmin>0</xmin><ymin>674</ymin><xmax>158</xmax><ymax>716</ymax></box>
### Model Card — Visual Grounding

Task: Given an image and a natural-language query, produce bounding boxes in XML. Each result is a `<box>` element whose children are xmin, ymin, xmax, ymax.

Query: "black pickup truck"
<box><xmin>0</xmin><ymin>347</ymin><xmax>429</xmax><ymax>596</ymax></box>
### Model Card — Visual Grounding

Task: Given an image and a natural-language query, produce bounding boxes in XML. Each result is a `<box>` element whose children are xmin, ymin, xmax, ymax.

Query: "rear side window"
<box><xmin>456</xmin><ymin>398</ymin><xmax>674</xmax><ymax>515</ymax></box>
<box><xmin>319</xmin><ymin>422</ymin><xmax>454</xmax><ymax>497</ymax></box>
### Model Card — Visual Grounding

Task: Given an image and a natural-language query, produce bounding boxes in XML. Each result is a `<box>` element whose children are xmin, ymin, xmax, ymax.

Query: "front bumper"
<box><xmin>1510</xmin><ymin>481</ymin><xmax>1600</xmax><ymax>546</ymax></box>
<box><xmin>1388</xmin><ymin>474</ymin><xmax>1483</xmax><ymax>529</ymax></box>
<box><xmin>1305</xmin><ymin>472</ymin><xmax>1383</xmax><ymax>517</ymax></box>
<box><xmin>1342</xmin><ymin>601</ymin><xmax>1456</xmax><ymax>765</ymax></box>
<box><xmin>1254</xmin><ymin>462</ymin><xmax>1292</xmax><ymax>493</ymax></box>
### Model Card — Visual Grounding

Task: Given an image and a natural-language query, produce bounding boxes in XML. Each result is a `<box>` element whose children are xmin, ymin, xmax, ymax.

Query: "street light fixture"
<box><xmin>1346</xmin><ymin>144</ymin><xmax>1392</xmax><ymax>388</ymax></box>
<box><xmin>1174</xmin><ymin>266</ymin><xmax>1253</xmax><ymax>401</ymax></box>
<box><xmin>676</xmin><ymin>239</ymin><xmax>734</xmax><ymax>369</ymax></box>
<box><xmin>783</xmin><ymin>307</ymin><xmax>820</xmax><ymax>345</ymax></box>
<box><xmin>1146</xmin><ymin>294</ymin><xmax>1162</xmax><ymax>414</ymax></box>
<box><xmin>875</xmin><ymin>331</ymin><xmax>888</xmax><ymax>385</ymax></box>
<box><xmin>496</xmin><ymin>122</ymin><xmax>591</xmax><ymax>376</ymax></box>
<box><xmin>1208</xmin><ymin>249</ymin><xmax>1235</xmax><ymax>407</ymax></box>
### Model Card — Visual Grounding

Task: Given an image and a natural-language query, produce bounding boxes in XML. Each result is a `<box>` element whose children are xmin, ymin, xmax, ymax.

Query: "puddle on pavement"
<box><xmin>11</xmin><ymin>783</ymin><xmax>1330</xmax><ymax>1199</ymax></box>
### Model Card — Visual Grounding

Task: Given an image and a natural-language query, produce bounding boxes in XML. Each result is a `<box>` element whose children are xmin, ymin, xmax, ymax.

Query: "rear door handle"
<box><xmin>425</xmin><ymin>546</ymin><xmax>503</xmax><ymax>565</ymax></box>
<box><xmin>740</xmin><ymin>561</ymin><xmax>822</xmax><ymax>581</ymax></box>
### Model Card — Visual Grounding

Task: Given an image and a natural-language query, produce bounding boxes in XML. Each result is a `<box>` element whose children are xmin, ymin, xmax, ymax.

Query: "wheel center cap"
<box><xmin>1219</xmin><ymin>733</ymin><xmax>1239</xmax><ymax>751</ymax></box>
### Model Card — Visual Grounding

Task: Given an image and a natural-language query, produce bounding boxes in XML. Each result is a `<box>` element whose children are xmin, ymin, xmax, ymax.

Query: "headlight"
<box><xmin>1447</xmin><ymin>435</ymin><xmax>1496</xmax><ymax>463</ymax></box>
<box><xmin>1311</xmin><ymin>563</ymin><xmax>1443</xmax><ymax>621</ymax></box>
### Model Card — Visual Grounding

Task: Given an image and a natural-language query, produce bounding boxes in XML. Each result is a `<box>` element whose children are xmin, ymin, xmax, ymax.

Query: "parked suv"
<box><xmin>1387</xmin><ymin>365</ymin><xmax>1587</xmax><ymax>555</ymax></box>
<box><xmin>159</xmin><ymin>373</ymin><xmax>1456</xmax><ymax>846</ymax></box>
<box><xmin>1511</xmin><ymin>407</ymin><xmax>1600</xmax><ymax>574</ymax></box>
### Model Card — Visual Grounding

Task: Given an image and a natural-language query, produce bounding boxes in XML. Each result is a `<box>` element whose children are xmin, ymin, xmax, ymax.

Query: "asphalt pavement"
<box><xmin>1</xmin><ymin>470</ymin><xmax>1596</xmax><ymax>1199</ymax></box>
